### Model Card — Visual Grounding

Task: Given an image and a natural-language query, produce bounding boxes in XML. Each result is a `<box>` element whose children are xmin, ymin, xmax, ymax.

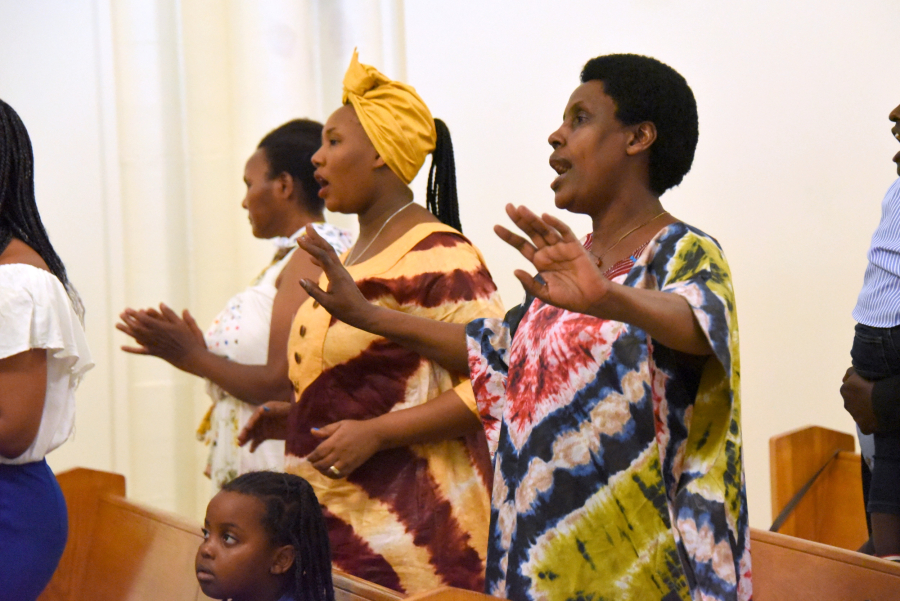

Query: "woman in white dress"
<box><xmin>0</xmin><ymin>99</ymin><xmax>93</xmax><ymax>600</ymax></box>
<box><xmin>117</xmin><ymin>120</ymin><xmax>352</xmax><ymax>488</ymax></box>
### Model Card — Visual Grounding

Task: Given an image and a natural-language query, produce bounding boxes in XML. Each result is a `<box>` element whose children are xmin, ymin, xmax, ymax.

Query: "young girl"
<box><xmin>196</xmin><ymin>471</ymin><xmax>335</xmax><ymax>601</ymax></box>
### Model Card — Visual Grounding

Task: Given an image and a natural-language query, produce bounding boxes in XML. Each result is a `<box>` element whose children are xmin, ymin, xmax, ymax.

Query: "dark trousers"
<box><xmin>851</xmin><ymin>323</ymin><xmax>900</xmax><ymax>516</ymax></box>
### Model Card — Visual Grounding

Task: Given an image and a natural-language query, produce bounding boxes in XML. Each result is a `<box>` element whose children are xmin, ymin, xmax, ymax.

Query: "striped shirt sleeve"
<box><xmin>853</xmin><ymin>178</ymin><xmax>900</xmax><ymax>327</ymax></box>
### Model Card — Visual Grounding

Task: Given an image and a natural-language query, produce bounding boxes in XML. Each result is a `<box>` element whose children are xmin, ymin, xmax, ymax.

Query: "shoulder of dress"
<box><xmin>0</xmin><ymin>263</ymin><xmax>65</xmax><ymax>298</ymax></box>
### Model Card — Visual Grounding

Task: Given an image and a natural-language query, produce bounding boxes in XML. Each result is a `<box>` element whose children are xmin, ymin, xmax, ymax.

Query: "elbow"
<box><xmin>0</xmin><ymin>413</ymin><xmax>41</xmax><ymax>460</ymax></box>
<box><xmin>0</xmin><ymin>429</ymin><xmax>37</xmax><ymax>460</ymax></box>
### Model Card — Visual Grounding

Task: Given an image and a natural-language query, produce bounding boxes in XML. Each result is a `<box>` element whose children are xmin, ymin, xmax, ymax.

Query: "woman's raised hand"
<box><xmin>116</xmin><ymin>304</ymin><xmax>207</xmax><ymax>371</ymax></box>
<box><xmin>296</xmin><ymin>224</ymin><xmax>374</xmax><ymax>328</ymax></box>
<box><xmin>238</xmin><ymin>401</ymin><xmax>291</xmax><ymax>451</ymax></box>
<box><xmin>496</xmin><ymin>203</ymin><xmax>611</xmax><ymax>315</ymax></box>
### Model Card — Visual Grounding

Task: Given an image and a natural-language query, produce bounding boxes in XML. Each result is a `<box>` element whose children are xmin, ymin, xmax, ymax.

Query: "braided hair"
<box><xmin>425</xmin><ymin>118</ymin><xmax>461</xmax><ymax>232</ymax></box>
<box><xmin>0</xmin><ymin>99</ymin><xmax>82</xmax><ymax>317</ymax></box>
<box><xmin>257</xmin><ymin>119</ymin><xmax>325</xmax><ymax>214</ymax></box>
<box><xmin>222</xmin><ymin>471</ymin><xmax>335</xmax><ymax>601</ymax></box>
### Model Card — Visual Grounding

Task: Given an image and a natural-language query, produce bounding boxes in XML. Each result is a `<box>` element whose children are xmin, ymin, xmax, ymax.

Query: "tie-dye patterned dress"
<box><xmin>466</xmin><ymin>223</ymin><xmax>751</xmax><ymax>601</ymax></box>
<box><xmin>284</xmin><ymin>222</ymin><xmax>505</xmax><ymax>594</ymax></box>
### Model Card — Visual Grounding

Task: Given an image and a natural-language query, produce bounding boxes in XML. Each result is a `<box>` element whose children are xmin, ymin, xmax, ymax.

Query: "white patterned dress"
<box><xmin>198</xmin><ymin>223</ymin><xmax>353</xmax><ymax>489</ymax></box>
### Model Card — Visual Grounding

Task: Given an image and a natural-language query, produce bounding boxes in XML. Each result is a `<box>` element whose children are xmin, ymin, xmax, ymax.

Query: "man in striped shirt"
<box><xmin>844</xmin><ymin>101</ymin><xmax>900</xmax><ymax>562</ymax></box>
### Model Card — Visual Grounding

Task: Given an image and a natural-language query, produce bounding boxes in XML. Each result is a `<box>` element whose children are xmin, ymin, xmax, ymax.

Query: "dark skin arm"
<box><xmin>238</xmin><ymin>390</ymin><xmax>482</xmax><ymax>479</ymax></box>
<box><xmin>117</xmin><ymin>248</ymin><xmax>322</xmax><ymax>404</ymax></box>
<box><xmin>841</xmin><ymin>367</ymin><xmax>900</xmax><ymax>434</ymax></box>
<box><xmin>495</xmin><ymin>204</ymin><xmax>713</xmax><ymax>356</ymax></box>
<box><xmin>297</xmin><ymin>225</ymin><xmax>469</xmax><ymax>374</ymax></box>
<box><xmin>304</xmin><ymin>390</ymin><xmax>481</xmax><ymax>478</ymax></box>
<box><xmin>0</xmin><ymin>348</ymin><xmax>48</xmax><ymax>459</ymax></box>
<box><xmin>0</xmin><ymin>241</ymin><xmax>51</xmax><ymax>459</ymax></box>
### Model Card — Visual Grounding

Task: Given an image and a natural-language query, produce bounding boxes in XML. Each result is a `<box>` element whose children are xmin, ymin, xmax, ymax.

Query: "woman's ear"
<box><xmin>275</xmin><ymin>172</ymin><xmax>295</xmax><ymax>201</ymax></box>
<box><xmin>270</xmin><ymin>545</ymin><xmax>295</xmax><ymax>575</ymax></box>
<box><xmin>625</xmin><ymin>121</ymin><xmax>657</xmax><ymax>156</ymax></box>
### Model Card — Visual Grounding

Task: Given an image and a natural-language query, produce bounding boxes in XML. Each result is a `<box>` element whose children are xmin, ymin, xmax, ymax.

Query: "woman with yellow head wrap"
<box><xmin>276</xmin><ymin>53</ymin><xmax>750</xmax><ymax>601</ymax></box>
<box><xmin>240</xmin><ymin>51</ymin><xmax>503</xmax><ymax>594</ymax></box>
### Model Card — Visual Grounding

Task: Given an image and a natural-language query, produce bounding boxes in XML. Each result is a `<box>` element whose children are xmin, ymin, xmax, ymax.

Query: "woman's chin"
<box><xmin>553</xmin><ymin>191</ymin><xmax>581</xmax><ymax>214</ymax></box>
<box><xmin>324</xmin><ymin>197</ymin><xmax>351</xmax><ymax>214</ymax></box>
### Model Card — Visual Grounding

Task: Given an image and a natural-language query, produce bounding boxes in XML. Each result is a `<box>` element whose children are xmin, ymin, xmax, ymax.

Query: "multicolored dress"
<box><xmin>466</xmin><ymin>222</ymin><xmax>751</xmax><ymax>601</ymax></box>
<box><xmin>198</xmin><ymin>223</ymin><xmax>353</xmax><ymax>489</ymax></box>
<box><xmin>285</xmin><ymin>222</ymin><xmax>505</xmax><ymax>595</ymax></box>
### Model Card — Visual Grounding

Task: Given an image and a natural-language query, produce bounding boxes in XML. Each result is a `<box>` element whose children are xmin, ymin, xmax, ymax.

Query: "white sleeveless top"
<box><xmin>199</xmin><ymin>223</ymin><xmax>353</xmax><ymax>488</ymax></box>
<box><xmin>0</xmin><ymin>264</ymin><xmax>93</xmax><ymax>464</ymax></box>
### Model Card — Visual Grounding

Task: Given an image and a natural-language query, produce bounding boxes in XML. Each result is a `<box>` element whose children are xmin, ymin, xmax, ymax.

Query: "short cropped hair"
<box><xmin>581</xmin><ymin>54</ymin><xmax>698</xmax><ymax>195</ymax></box>
<box><xmin>258</xmin><ymin>119</ymin><xmax>324</xmax><ymax>213</ymax></box>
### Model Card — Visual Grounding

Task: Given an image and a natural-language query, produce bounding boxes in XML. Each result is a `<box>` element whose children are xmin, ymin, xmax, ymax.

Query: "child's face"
<box><xmin>196</xmin><ymin>491</ymin><xmax>291</xmax><ymax>601</ymax></box>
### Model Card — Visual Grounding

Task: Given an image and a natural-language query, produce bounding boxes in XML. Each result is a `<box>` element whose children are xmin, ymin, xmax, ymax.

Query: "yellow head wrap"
<box><xmin>342</xmin><ymin>49</ymin><xmax>436</xmax><ymax>185</ymax></box>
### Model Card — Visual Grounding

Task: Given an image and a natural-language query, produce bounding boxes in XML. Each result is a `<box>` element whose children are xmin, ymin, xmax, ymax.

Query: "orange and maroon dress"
<box><xmin>285</xmin><ymin>222</ymin><xmax>504</xmax><ymax>594</ymax></box>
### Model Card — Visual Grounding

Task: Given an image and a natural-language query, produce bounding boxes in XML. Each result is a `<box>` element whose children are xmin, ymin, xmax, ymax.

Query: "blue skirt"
<box><xmin>0</xmin><ymin>460</ymin><xmax>68</xmax><ymax>601</ymax></box>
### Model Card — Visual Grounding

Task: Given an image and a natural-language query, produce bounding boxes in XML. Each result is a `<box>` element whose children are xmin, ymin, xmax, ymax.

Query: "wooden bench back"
<box><xmin>38</xmin><ymin>468</ymin><xmax>210</xmax><ymax>601</ymax></box>
<box><xmin>751</xmin><ymin>528</ymin><xmax>900</xmax><ymax>601</ymax></box>
<box><xmin>38</xmin><ymin>468</ymin><xmax>402</xmax><ymax>601</ymax></box>
<box><xmin>770</xmin><ymin>425</ymin><xmax>868</xmax><ymax>549</ymax></box>
<box><xmin>38</xmin><ymin>467</ymin><xmax>900</xmax><ymax>601</ymax></box>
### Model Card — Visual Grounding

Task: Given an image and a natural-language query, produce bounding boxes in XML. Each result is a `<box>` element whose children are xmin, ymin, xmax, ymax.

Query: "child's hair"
<box><xmin>222</xmin><ymin>471</ymin><xmax>335</xmax><ymax>601</ymax></box>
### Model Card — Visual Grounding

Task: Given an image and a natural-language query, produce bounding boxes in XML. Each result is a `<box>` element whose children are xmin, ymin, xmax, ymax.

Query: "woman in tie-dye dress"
<box><xmin>296</xmin><ymin>53</ymin><xmax>751</xmax><ymax>601</ymax></box>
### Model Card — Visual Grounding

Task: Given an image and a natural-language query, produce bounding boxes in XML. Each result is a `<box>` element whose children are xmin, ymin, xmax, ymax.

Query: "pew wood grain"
<box><xmin>37</xmin><ymin>468</ymin><xmax>401</xmax><ymax>601</ymax></box>
<box><xmin>770</xmin><ymin>425</ymin><xmax>869</xmax><ymax>550</ymax></box>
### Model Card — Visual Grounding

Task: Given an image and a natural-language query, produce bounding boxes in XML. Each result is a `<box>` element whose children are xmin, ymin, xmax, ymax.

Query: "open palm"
<box><xmin>296</xmin><ymin>224</ymin><xmax>373</xmax><ymax>328</ymax></box>
<box><xmin>496</xmin><ymin>204</ymin><xmax>611</xmax><ymax>315</ymax></box>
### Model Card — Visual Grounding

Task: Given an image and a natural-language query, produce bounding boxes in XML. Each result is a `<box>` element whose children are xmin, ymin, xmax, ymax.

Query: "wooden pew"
<box><xmin>399</xmin><ymin>530</ymin><xmax>900</xmax><ymax>601</ymax></box>
<box><xmin>37</xmin><ymin>468</ymin><xmax>208</xmax><ymax>601</ymax></box>
<box><xmin>770</xmin><ymin>425</ymin><xmax>869</xmax><ymax>550</ymax></box>
<box><xmin>38</xmin><ymin>468</ymin><xmax>401</xmax><ymax>601</ymax></box>
<box><xmin>39</xmin><ymin>468</ymin><xmax>900</xmax><ymax>601</ymax></box>
<box><xmin>750</xmin><ymin>528</ymin><xmax>900</xmax><ymax>601</ymax></box>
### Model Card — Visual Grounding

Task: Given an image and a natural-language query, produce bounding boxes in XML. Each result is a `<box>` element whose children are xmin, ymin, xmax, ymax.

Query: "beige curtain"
<box><xmin>100</xmin><ymin>0</ymin><xmax>406</xmax><ymax>519</ymax></box>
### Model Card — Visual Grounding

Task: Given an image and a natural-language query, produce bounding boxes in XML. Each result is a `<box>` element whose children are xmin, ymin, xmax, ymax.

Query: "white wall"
<box><xmin>404</xmin><ymin>1</ymin><xmax>900</xmax><ymax>526</ymax></box>
<box><xmin>0</xmin><ymin>0</ymin><xmax>125</xmax><ymax>477</ymax></box>
<box><xmin>2</xmin><ymin>0</ymin><xmax>899</xmax><ymax>529</ymax></box>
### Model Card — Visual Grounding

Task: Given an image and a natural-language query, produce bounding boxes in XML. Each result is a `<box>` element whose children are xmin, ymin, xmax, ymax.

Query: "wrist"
<box><xmin>586</xmin><ymin>281</ymin><xmax>622</xmax><ymax>320</ymax></box>
<box><xmin>357</xmin><ymin>303</ymin><xmax>386</xmax><ymax>333</ymax></box>
<box><xmin>179</xmin><ymin>347</ymin><xmax>210</xmax><ymax>377</ymax></box>
<box><xmin>367</xmin><ymin>415</ymin><xmax>393</xmax><ymax>452</ymax></box>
